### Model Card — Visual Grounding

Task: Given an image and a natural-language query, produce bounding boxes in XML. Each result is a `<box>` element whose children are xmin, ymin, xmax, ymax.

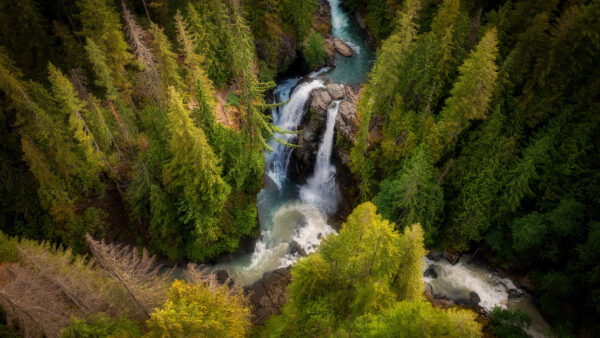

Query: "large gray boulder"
<box><xmin>246</xmin><ymin>268</ymin><xmax>292</xmax><ymax>325</ymax></box>
<box><xmin>333</xmin><ymin>37</ymin><xmax>354</xmax><ymax>56</ymax></box>
<box><xmin>326</xmin><ymin>84</ymin><xmax>345</xmax><ymax>100</ymax></box>
<box><xmin>311</xmin><ymin>88</ymin><xmax>332</xmax><ymax>112</ymax></box>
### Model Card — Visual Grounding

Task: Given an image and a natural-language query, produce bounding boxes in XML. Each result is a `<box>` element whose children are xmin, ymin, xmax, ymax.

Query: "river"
<box><xmin>215</xmin><ymin>1</ymin><xmax>551</xmax><ymax>336</ymax></box>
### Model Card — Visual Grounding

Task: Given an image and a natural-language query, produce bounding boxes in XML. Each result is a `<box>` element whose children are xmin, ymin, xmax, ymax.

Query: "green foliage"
<box><xmin>77</xmin><ymin>0</ymin><xmax>132</xmax><ymax>89</ymax></box>
<box><xmin>374</xmin><ymin>146</ymin><xmax>443</xmax><ymax>245</ymax></box>
<box><xmin>0</xmin><ymin>231</ymin><xmax>18</xmax><ymax>262</ymax></box>
<box><xmin>146</xmin><ymin>280</ymin><xmax>250</xmax><ymax>337</ymax></box>
<box><xmin>354</xmin><ymin>300</ymin><xmax>482</xmax><ymax>337</ymax></box>
<box><xmin>426</xmin><ymin>28</ymin><xmax>499</xmax><ymax>161</ymax></box>
<box><xmin>162</xmin><ymin>87</ymin><xmax>230</xmax><ymax>260</ymax></box>
<box><xmin>186</xmin><ymin>1</ymin><xmax>233</xmax><ymax>88</ymax></box>
<box><xmin>150</xmin><ymin>23</ymin><xmax>183</xmax><ymax>92</ymax></box>
<box><xmin>61</xmin><ymin>314</ymin><xmax>140</xmax><ymax>338</ymax></box>
<box><xmin>280</xmin><ymin>0</ymin><xmax>318</xmax><ymax>41</ymax></box>
<box><xmin>489</xmin><ymin>307</ymin><xmax>532</xmax><ymax>338</ymax></box>
<box><xmin>61</xmin><ymin>207</ymin><xmax>109</xmax><ymax>255</ymax></box>
<box><xmin>302</xmin><ymin>33</ymin><xmax>326</xmax><ymax>70</ymax></box>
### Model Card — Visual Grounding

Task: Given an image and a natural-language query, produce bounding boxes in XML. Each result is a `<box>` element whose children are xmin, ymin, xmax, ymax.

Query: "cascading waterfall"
<box><xmin>266</xmin><ymin>78</ymin><xmax>325</xmax><ymax>189</ymax></box>
<box><xmin>215</xmin><ymin>71</ymin><xmax>335</xmax><ymax>286</ymax></box>
<box><xmin>300</xmin><ymin>100</ymin><xmax>342</xmax><ymax>215</ymax></box>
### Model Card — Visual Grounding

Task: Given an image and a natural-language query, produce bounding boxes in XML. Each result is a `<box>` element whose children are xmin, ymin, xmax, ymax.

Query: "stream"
<box><xmin>214</xmin><ymin>1</ymin><xmax>551</xmax><ymax>336</ymax></box>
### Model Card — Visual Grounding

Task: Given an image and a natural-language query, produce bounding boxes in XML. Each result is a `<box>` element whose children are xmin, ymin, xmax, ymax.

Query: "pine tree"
<box><xmin>85</xmin><ymin>38</ymin><xmax>135</xmax><ymax>145</ymax></box>
<box><xmin>150</xmin><ymin>23</ymin><xmax>183</xmax><ymax>92</ymax></box>
<box><xmin>162</xmin><ymin>87</ymin><xmax>230</xmax><ymax>260</ymax></box>
<box><xmin>280</xmin><ymin>0</ymin><xmax>318</xmax><ymax>42</ymax></box>
<box><xmin>47</xmin><ymin>63</ymin><xmax>103</xmax><ymax>180</ymax></box>
<box><xmin>186</xmin><ymin>1</ymin><xmax>233</xmax><ymax>87</ymax></box>
<box><xmin>230</xmin><ymin>5</ymin><xmax>278</xmax><ymax>150</ymax></box>
<box><xmin>426</xmin><ymin>28</ymin><xmax>499</xmax><ymax>161</ymax></box>
<box><xmin>374</xmin><ymin>146</ymin><xmax>443</xmax><ymax>244</ymax></box>
<box><xmin>77</xmin><ymin>0</ymin><xmax>132</xmax><ymax>89</ymax></box>
<box><xmin>86</xmin><ymin>234</ymin><xmax>174</xmax><ymax>320</ymax></box>
<box><xmin>174</xmin><ymin>9</ymin><xmax>216</xmax><ymax>103</ymax></box>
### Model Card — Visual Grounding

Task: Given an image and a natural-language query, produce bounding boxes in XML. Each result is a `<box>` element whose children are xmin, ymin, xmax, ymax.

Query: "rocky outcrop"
<box><xmin>245</xmin><ymin>268</ymin><xmax>292</xmax><ymax>325</ymax></box>
<box><xmin>289</xmin><ymin>82</ymin><xmax>360</xmax><ymax>182</ymax></box>
<box><xmin>333</xmin><ymin>37</ymin><xmax>355</xmax><ymax>56</ymax></box>
<box><xmin>334</xmin><ymin>86</ymin><xmax>360</xmax><ymax>167</ymax></box>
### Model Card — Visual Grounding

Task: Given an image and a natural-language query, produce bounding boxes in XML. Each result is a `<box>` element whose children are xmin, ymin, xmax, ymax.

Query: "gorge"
<box><xmin>212</xmin><ymin>1</ymin><xmax>550</xmax><ymax>336</ymax></box>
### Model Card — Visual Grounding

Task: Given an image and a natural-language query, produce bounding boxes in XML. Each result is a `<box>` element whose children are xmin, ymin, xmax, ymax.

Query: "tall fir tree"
<box><xmin>162</xmin><ymin>86</ymin><xmax>230</xmax><ymax>261</ymax></box>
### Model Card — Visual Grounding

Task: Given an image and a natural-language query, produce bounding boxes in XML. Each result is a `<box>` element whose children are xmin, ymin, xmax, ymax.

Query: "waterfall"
<box><xmin>300</xmin><ymin>101</ymin><xmax>341</xmax><ymax>215</ymax></box>
<box><xmin>266</xmin><ymin>79</ymin><xmax>325</xmax><ymax>189</ymax></box>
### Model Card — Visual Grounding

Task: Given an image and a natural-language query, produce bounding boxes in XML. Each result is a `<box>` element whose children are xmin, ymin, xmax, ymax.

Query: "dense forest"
<box><xmin>0</xmin><ymin>0</ymin><xmax>598</xmax><ymax>337</ymax></box>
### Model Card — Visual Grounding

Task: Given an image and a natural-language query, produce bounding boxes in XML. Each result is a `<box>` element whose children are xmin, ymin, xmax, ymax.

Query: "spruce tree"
<box><xmin>162</xmin><ymin>87</ymin><xmax>230</xmax><ymax>260</ymax></box>
<box><xmin>77</xmin><ymin>0</ymin><xmax>132</xmax><ymax>89</ymax></box>
<box><xmin>426</xmin><ymin>28</ymin><xmax>499</xmax><ymax>161</ymax></box>
<box><xmin>150</xmin><ymin>23</ymin><xmax>183</xmax><ymax>92</ymax></box>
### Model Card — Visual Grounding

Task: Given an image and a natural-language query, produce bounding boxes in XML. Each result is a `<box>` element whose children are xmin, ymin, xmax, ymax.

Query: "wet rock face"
<box><xmin>245</xmin><ymin>268</ymin><xmax>292</xmax><ymax>325</ymax></box>
<box><xmin>288</xmin><ymin>83</ymin><xmax>360</xmax><ymax>183</ymax></box>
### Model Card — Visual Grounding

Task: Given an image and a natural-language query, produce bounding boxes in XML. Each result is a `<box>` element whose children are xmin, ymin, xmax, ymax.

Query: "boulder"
<box><xmin>333</xmin><ymin>37</ymin><xmax>354</xmax><ymax>56</ymax></box>
<box><xmin>508</xmin><ymin>288</ymin><xmax>524</xmax><ymax>299</ymax></box>
<box><xmin>427</xmin><ymin>249</ymin><xmax>444</xmax><ymax>262</ymax></box>
<box><xmin>424</xmin><ymin>283</ymin><xmax>434</xmax><ymax>298</ymax></box>
<box><xmin>423</xmin><ymin>266</ymin><xmax>438</xmax><ymax>279</ymax></box>
<box><xmin>311</xmin><ymin>88</ymin><xmax>332</xmax><ymax>112</ymax></box>
<box><xmin>288</xmin><ymin>241</ymin><xmax>307</xmax><ymax>257</ymax></box>
<box><xmin>246</xmin><ymin>268</ymin><xmax>292</xmax><ymax>325</ymax></box>
<box><xmin>326</xmin><ymin>84</ymin><xmax>345</xmax><ymax>100</ymax></box>
<box><xmin>470</xmin><ymin>291</ymin><xmax>481</xmax><ymax>306</ymax></box>
<box><xmin>456</xmin><ymin>291</ymin><xmax>481</xmax><ymax>307</ymax></box>
<box><xmin>444</xmin><ymin>250</ymin><xmax>461</xmax><ymax>265</ymax></box>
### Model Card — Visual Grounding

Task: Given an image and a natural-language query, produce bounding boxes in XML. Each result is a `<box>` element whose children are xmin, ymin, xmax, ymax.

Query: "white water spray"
<box><xmin>300</xmin><ymin>101</ymin><xmax>341</xmax><ymax>215</ymax></box>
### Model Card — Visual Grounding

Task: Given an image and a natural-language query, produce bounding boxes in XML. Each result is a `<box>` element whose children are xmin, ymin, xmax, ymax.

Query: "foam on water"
<box><xmin>423</xmin><ymin>256</ymin><xmax>509</xmax><ymax>311</ymax></box>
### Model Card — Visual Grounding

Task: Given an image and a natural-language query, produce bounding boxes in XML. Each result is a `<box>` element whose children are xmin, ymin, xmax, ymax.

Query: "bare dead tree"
<box><xmin>185</xmin><ymin>263</ymin><xmax>242</xmax><ymax>298</ymax></box>
<box><xmin>16</xmin><ymin>240</ymin><xmax>129</xmax><ymax>319</ymax></box>
<box><xmin>0</xmin><ymin>264</ymin><xmax>76</xmax><ymax>338</ymax></box>
<box><xmin>122</xmin><ymin>2</ymin><xmax>161</xmax><ymax>102</ymax></box>
<box><xmin>86</xmin><ymin>234</ymin><xmax>174</xmax><ymax>319</ymax></box>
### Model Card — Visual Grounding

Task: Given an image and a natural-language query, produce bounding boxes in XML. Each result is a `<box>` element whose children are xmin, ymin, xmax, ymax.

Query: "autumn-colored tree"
<box><xmin>146</xmin><ymin>280</ymin><xmax>250</xmax><ymax>337</ymax></box>
<box><xmin>263</xmin><ymin>203</ymin><xmax>435</xmax><ymax>335</ymax></box>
